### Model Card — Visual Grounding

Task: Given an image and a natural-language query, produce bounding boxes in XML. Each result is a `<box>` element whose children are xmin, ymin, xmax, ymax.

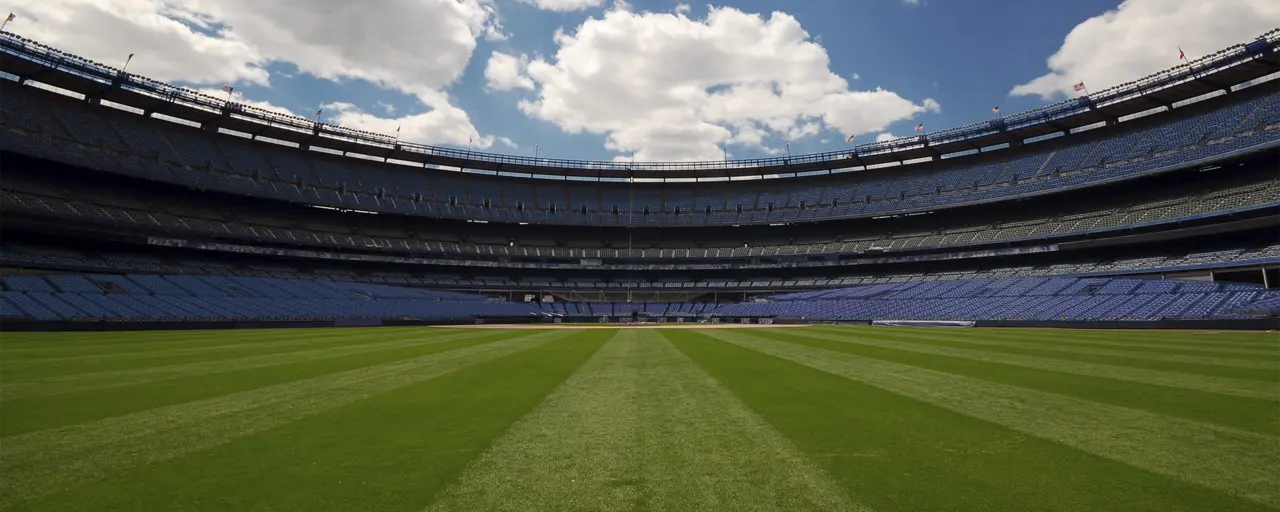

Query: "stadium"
<box><xmin>1</xmin><ymin>19</ymin><xmax>1279</xmax><ymax>512</ymax></box>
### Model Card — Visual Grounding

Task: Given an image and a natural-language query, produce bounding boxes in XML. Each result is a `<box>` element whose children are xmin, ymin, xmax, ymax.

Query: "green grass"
<box><xmin>1</xmin><ymin>326</ymin><xmax>1277</xmax><ymax>511</ymax></box>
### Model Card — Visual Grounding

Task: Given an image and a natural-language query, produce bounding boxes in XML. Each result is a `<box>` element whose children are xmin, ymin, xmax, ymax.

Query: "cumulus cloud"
<box><xmin>319</xmin><ymin>90</ymin><xmax>498</xmax><ymax>148</ymax></box>
<box><xmin>192</xmin><ymin>88</ymin><xmax>298</xmax><ymax>117</ymax></box>
<box><xmin>9</xmin><ymin>0</ymin><xmax>504</xmax><ymax>145</ymax></box>
<box><xmin>1012</xmin><ymin>0</ymin><xmax>1280</xmax><ymax>99</ymax></box>
<box><xmin>517</xmin><ymin>0</ymin><xmax>604</xmax><ymax>11</ymax></box>
<box><xmin>485</xmin><ymin>51</ymin><xmax>535</xmax><ymax>91</ymax></box>
<box><xmin>513</xmin><ymin>7</ymin><xmax>937</xmax><ymax>161</ymax></box>
<box><xmin>875</xmin><ymin>132</ymin><xmax>898</xmax><ymax>142</ymax></box>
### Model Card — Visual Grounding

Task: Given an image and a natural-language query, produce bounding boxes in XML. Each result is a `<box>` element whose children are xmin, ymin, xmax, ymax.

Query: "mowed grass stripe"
<box><xmin>426</xmin><ymin>329</ymin><xmax>860</xmax><ymax>512</ymax></box>
<box><xmin>805</xmin><ymin>326</ymin><xmax>1280</xmax><ymax>359</ymax></box>
<box><xmin>0</xmin><ymin>327</ymin><xmax>446</xmax><ymax>364</ymax></box>
<box><xmin>777</xmin><ymin>329</ymin><xmax>1279</xmax><ymax>401</ymax></box>
<box><xmin>0</xmin><ymin>329</ymin><xmax>574</xmax><ymax>511</ymax></box>
<box><xmin>0</xmin><ymin>329</ymin><xmax>442</xmax><ymax>382</ymax></box>
<box><xmin>0</xmin><ymin>329</ymin><xmax>534</xmax><ymax>436</ymax></box>
<box><xmin>15</xmin><ymin>330</ymin><xmax>609</xmax><ymax>512</ymax></box>
<box><xmin>670</xmin><ymin>332</ymin><xmax>1269</xmax><ymax>512</ymax></box>
<box><xmin>1</xmin><ymin>329</ymin><xmax>495</xmax><ymax>400</ymax></box>
<box><xmin>706</xmin><ymin>330</ymin><xmax>1280</xmax><ymax>509</ymax></box>
<box><xmin>839</xmin><ymin>327</ymin><xmax>1280</xmax><ymax>368</ymax></box>
<box><xmin>816</xmin><ymin>328</ymin><xmax>1280</xmax><ymax>372</ymax></box>
<box><xmin>751</xmin><ymin>329</ymin><xmax>1279</xmax><ymax>434</ymax></box>
<box><xmin>0</xmin><ymin>327</ymin><xmax>432</xmax><ymax>356</ymax></box>
<box><xmin>944</xmin><ymin>328</ymin><xmax>1280</xmax><ymax>358</ymax></box>
<box><xmin>970</xmin><ymin>327</ymin><xmax>1280</xmax><ymax>348</ymax></box>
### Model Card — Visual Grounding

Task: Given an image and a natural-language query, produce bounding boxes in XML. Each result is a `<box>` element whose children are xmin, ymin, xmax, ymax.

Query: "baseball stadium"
<box><xmin>0</xmin><ymin>18</ymin><xmax>1278</xmax><ymax>512</ymax></box>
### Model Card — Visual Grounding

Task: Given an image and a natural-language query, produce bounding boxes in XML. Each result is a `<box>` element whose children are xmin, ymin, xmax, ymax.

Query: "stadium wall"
<box><xmin>0</xmin><ymin>317</ymin><xmax>509</xmax><ymax>332</ymax></box>
<box><xmin>973</xmin><ymin>318</ymin><xmax>1279</xmax><ymax>330</ymax></box>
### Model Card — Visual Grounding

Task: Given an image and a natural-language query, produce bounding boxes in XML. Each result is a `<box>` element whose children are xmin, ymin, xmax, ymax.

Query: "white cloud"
<box><xmin>192</xmin><ymin>87</ymin><xmax>298</xmax><ymax>117</ymax></box>
<box><xmin>518</xmin><ymin>0</ymin><xmax>604</xmax><ymax>11</ymax></box>
<box><xmin>9</xmin><ymin>0</ymin><xmax>504</xmax><ymax>146</ymax></box>
<box><xmin>675</xmin><ymin>3</ymin><xmax>691</xmax><ymax>14</ymax></box>
<box><xmin>515</xmin><ymin>7</ymin><xmax>937</xmax><ymax>161</ymax></box>
<box><xmin>1012</xmin><ymin>0</ymin><xmax>1280</xmax><ymax>99</ymax></box>
<box><xmin>11</xmin><ymin>1</ymin><xmax>268</xmax><ymax>86</ymax></box>
<box><xmin>320</xmin><ymin>91</ymin><xmax>498</xmax><ymax>148</ymax></box>
<box><xmin>875</xmin><ymin>132</ymin><xmax>898</xmax><ymax>142</ymax></box>
<box><xmin>485</xmin><ymin>51</ymin><xmax>535</xmax><ymax>91</ymax></box>
<box><xmin>374</xmin><ymin>101</ymin><xmax>397</xmax><ymax>115</ymax></box>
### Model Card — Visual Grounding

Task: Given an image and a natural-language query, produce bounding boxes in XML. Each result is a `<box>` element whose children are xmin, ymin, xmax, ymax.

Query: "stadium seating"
<box><xmin>0</xmin><ymin>274</ymin><xmax>538</xmax><ymax>322</ymax></box>
<box><xmin>2</xmin><ymin>162</ymin><xmax>1275</xmax><ymax>261</ymax></box>
<box><xmin>2</xmin><ymin>38</ymin><xmax>1276</xmax><ymax>327</ymax></box>
<box><xmin>2</xmin><ymin>81</ymin><xmax>1277</xmax><ymax>227</ymax></box>
<box><xmin>712</xmin><ymin>278</ymin><xmax>1277</xmax><ymax>321</ymax></box>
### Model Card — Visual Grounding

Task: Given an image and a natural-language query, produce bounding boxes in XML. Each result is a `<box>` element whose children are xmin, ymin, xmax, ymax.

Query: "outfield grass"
<box><xmin>1</xmin><ymin>326</ymin><xmax>1276</xmax><ymax>511</ymax></box>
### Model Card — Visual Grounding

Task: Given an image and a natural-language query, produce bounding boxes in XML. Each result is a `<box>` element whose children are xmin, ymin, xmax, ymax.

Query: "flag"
<box><xmin>6</xmin><ymin>13</ymin><xmax>15</xmax><ymax>22</ymax></box>
<box><xmin>1072</xmin><ymin>81</ymin><xmax>1086</xmax><ymax>92</ymax></box>
<box><xmin>221</xmin><ymin>85</ymin><xmax>234</xmax><ymax>93</ymax></box>
<box><xmin>1178</xmin><ymin>47</ymin><xmax>1186</xmax><ymax>62</ymax></box>
<box><xmin>396</xmin><ymin>125</ymin><xmax>401</xmax><ymax>133</ymax></box>
<box><xmin>845</xmin><ymin>134</ymin><xmax>855</xmax><ymax>143</ymax></box>
<box><xmin>315</xmin><ymin>108</ymin><xmax>322</xmax><ymax>117</ymax></box>
<box><xmin>992</xmin><ymin>106</ymin><xmax>1000</xmax><ymax>114</ymax></box>
<box><xmin>914</xmin><ymin>123</ymin><xmax>924</xmax><ymax>132</ymax></box>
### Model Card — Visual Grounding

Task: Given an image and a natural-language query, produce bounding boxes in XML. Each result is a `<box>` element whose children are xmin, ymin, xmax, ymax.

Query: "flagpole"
<box><xmin>1</xmin><ymin>13</ymin><xmax>13</xmax><ymax>32</ymax></box>
<box><xmin>121</xmin><ymin>53</ymin><xmax>134</xmax><ymax>74</ymax></box>
<box><xmin>535</xmin><ymin>143</ymin><xmax>540</xmax><ymax>160</ymax></box>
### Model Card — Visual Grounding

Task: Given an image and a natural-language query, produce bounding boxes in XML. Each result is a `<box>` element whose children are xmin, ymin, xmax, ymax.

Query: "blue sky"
<box><xmin>462</xmin><ymin>0</ymin><xmax>1121</xmax><ymax>159</ymax></box>
<box><xmin>9</xmin><ymin>0</ymin><xmax>1279</xmax><ymax>161</ymax></box>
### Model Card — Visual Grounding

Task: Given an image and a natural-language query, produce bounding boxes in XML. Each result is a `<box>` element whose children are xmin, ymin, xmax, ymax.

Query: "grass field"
<box><xmin>1</xmin><ymin>325</ymin><xmax>1277</xmax><ymax>511</ymax></box>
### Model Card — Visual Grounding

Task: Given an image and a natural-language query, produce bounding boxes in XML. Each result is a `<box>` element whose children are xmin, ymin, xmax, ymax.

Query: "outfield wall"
<box><xmin>2</xmin><ymin>316</ymin><xmax>1274</xmax><ymax>332</ymax></box>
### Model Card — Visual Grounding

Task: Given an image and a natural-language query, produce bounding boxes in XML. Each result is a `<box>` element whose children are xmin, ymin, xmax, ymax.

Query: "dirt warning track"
<box><xmin>455</xmin><ymin>323</ymin><xmax>807</xmax><ymax>329</ymax></box>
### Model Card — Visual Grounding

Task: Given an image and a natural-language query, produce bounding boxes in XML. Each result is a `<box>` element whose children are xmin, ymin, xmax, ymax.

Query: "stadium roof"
<box><xmin>2</xmin><ymin>30</ymin><xmax>1278</xmax><ymax>181</ymax></box>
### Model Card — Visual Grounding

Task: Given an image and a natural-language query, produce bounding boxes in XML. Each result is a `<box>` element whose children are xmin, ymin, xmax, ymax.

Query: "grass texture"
<box><xmin>1</xmin><ymin>325</ymin><xmax>1276</xmax><ymax>511</ymax></box>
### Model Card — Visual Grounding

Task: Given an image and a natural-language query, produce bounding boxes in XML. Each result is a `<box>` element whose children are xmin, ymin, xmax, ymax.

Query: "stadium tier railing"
<box><xmin>1</xmin><ymin>30</ymin><xmax>1277</xmax><ymax>178</ymax></box>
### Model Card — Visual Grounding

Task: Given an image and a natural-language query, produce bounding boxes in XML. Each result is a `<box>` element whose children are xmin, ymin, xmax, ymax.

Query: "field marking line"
<box><xmin>0</xmin><ymin>330</ymin><xmax>504</xmax><ymax>400</ymax></box>
<box><xmin>424</xmin><ymin>329</ymin><xmax>864</xmax><ymax>512</ymax></box>
<box><xmin>802</xmin><ymin>328</ymin><xmax>1280</xmax><ymax>370</ymax></box>
<box><xmin>0</xmin><ymin>330</ymin><xmax>572</xmax><ymax>510</ymax></box>
<box><xmin>786</xmin><ymin>329</ymin><xmax>1280</xmax><ymax>400</ymax></box>
<box><xmin>704</xmin><ymin>330</ymin><xmax>1280</xmax><ymax>508</ymax></box>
